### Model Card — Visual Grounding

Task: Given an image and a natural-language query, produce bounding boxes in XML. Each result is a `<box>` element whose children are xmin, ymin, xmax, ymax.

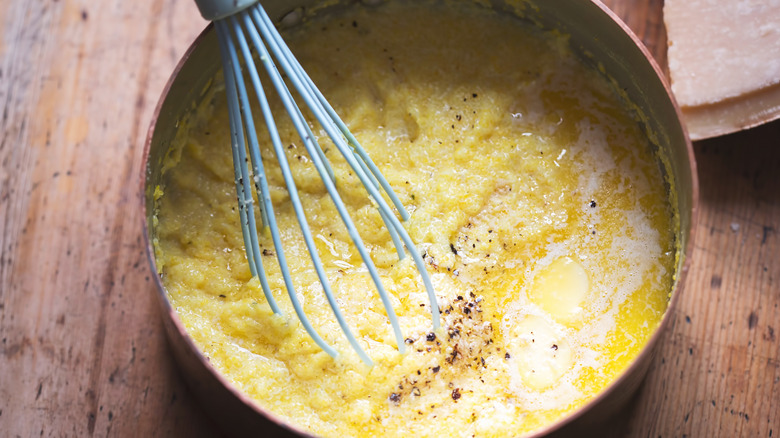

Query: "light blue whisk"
<box><xmin>193</xmin><ymin>0</ymin><xmax>440</xmax><ymax>365</ymax></box>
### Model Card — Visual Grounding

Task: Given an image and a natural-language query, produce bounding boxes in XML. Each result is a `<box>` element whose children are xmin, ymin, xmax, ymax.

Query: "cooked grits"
<box><xmin>154</xmin><ymin>1</ymin><xmax>676</xmax><ymax>436</ymax></box>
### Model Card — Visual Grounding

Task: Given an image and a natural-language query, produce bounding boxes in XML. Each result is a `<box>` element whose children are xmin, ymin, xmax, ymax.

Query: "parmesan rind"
<box><xmin>664</xmin><ymin>0</ymin><xmax>780</xmax><ymax>139</ymax></box>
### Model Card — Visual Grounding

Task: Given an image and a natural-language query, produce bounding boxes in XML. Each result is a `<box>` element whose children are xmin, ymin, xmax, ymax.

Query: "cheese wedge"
<box><xmin>664</xmin><ymin>0</ymin><xmax>780</xmax><ymax>140</ymax></box>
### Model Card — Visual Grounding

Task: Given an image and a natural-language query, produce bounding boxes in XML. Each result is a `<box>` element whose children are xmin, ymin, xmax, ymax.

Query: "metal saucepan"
<box><xmin>141</xmin><ymin>1</ymin><xmax>698</xmax><ymax>436</ymax></box>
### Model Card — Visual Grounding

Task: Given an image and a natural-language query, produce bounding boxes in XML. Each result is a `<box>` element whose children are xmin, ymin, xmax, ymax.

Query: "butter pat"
<box><xmin>529</xmin><ymin>256</ymin><xmax>589</xmax><ymax>326</ymax></box>
<box><xmin>664</xmin><ymin>0</ymin><xmax>780</xmax><ymax>139</ymax></box>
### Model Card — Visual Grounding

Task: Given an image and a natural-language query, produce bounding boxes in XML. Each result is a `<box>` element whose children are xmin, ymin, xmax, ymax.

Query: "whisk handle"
<box><xmin>194</xmin><ymin>0</ymin><xmax>258</xmax><ymax>20</ymax></box>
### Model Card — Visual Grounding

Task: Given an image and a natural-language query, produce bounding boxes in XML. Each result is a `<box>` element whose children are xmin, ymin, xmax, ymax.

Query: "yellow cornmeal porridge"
<box><xmin>155</xmin><ymin>1</ymin><xmax>676</xmax><ymax>437</ymax></box>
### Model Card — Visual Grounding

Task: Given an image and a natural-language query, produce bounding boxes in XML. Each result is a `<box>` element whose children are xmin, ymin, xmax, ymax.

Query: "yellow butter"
<box><xmin>529</xmin><ymin>256</ymin><xmax>589</xmax><ymax>326</ymax></box>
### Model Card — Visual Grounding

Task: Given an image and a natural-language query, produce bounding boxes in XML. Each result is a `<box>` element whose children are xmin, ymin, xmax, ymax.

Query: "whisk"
<box><xmin>193</xmin><ymin>0</ymin><xmax>440</xmax><ymax>365</ymax></box>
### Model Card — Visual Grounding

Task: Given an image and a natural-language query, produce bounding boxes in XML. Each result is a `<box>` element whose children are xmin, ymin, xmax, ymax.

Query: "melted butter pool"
<box><xmin>155</xmin><ymin>1</ymin><xmax>676</xmax><ymax>436</ymax></box>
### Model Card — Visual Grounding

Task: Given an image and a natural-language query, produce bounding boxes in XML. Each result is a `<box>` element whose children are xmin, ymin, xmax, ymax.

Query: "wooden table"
<box><xmin>1</xmin><ymin>0</ymin><xmax>777</xmax><ymax>436</ymax></box>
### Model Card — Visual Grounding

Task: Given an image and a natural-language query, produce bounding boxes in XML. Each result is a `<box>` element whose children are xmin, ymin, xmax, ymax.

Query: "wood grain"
<box><xmin>0</xmin><ymin>0</ymin><xmax>777</xmax><ymax>437</ymax></box>
<box><xmin>0</xmin><ymin>1</ymin><xmax>219</xmax><ymax>436</ymax></box>
<box><xmin>625</xmin><ymin>121</ymin><xmax>780</xmax><ymax>438</ymax></box>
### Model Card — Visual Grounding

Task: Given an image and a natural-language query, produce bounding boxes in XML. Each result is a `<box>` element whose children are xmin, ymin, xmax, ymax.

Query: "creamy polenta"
<box><xmin>154</xmin><ymin>1</ymin><xmax>676</xmax><ymax>437</ymax></box>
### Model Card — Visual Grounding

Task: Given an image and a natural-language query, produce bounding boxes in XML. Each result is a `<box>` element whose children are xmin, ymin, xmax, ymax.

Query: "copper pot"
<box><xmin>141</xmin><ymin>1</ymin><xmax>698</xmax><ymax>436</ymax></box>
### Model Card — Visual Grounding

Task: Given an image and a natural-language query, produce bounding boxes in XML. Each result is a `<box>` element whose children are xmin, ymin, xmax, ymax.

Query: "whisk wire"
<box><xmin>251</xmin><ymin>5</ymin><xmax>441</xmax><ymax>330</ymax></box>
<box><xmin>216</xmin><ymin>21</ymin><xmax>281</xmax><ymax>316</ymax></box>
<box><xmin>258</xmin><ymin>10</ymin><xmax>407</xmax><ymax>261</ymax></box>
<box><xmin>241</xmin><ymin>8</ymin><xmax>407</xmax><ymax>360</ymax></box>
<box><xmin>210</xmin><ymin>1</ymin><xmax>443</xmax><ymax>364</ymax></box>
<box><xmin>222</xmin><ymin>18</ymin><xmax>350</xmax><ymax>360</ymax></box>
<box><xmin>234</xmin><ymin>13</ymin><xmax>392</xmax><ymax>364</ymax></box>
